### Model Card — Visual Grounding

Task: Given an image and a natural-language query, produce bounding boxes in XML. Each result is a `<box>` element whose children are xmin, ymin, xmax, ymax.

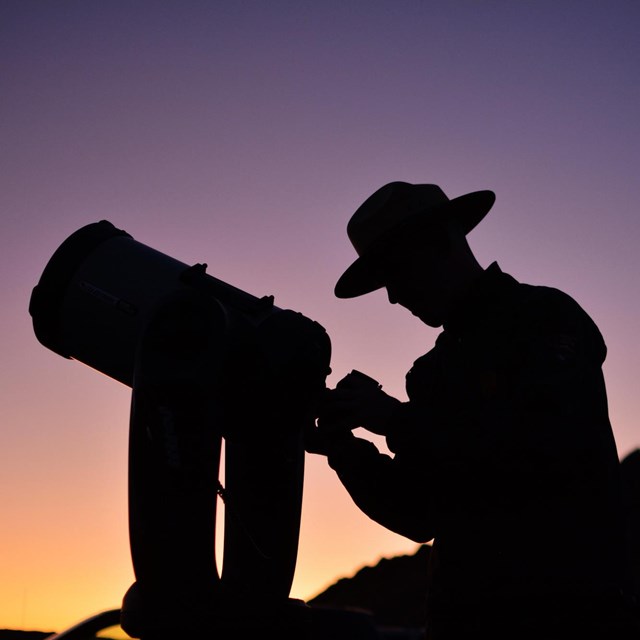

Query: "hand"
<box><xmin>317</xmin><ymin>370</ymin><xmax>402</xmax><ymax>437</ymax></box>
<box><xmin>304</xmin><ymin>419</ymin><xmax>355</xmax><ymax>456</ymax></box>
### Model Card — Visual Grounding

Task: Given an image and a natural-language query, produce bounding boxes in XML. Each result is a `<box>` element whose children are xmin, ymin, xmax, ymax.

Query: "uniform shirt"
<box><xmin>327</xmin><ymin>263</ymin><xmax>628</xmax><ymax>635</ymax></box>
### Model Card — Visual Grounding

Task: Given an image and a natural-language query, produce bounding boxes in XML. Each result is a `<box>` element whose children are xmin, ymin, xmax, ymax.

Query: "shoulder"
<box><xmin>513</xmin><ymin>281</ymin><xmax>595</xmax><ymax>329</ymax></box>
<box><xmin>507</xmin><ymin>280</ymin><xmax>607</xmax><ymax>364</ymax></box>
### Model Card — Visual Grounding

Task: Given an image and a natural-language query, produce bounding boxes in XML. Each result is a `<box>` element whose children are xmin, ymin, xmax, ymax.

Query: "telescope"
<box><xmin>29</xmin><ymin>221</ymin><xmax>333</xmax><ymax>637</ymax></box>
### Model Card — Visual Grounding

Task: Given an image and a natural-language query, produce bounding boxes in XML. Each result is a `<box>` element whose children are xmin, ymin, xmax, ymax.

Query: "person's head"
<box><xmin>334</xmin><ymin>182</ymin><xmax>495</xmax><ymax>327</ymax></box>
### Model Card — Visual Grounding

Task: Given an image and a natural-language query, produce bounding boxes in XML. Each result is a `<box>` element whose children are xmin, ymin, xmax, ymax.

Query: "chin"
<box><xmin>412</xmin><ymin>310</ymin><xmax>443</xmax><ymax>328</ymax></box>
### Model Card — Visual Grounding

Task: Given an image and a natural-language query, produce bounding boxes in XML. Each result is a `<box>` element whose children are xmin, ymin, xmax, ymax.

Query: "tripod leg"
<box><xmin>221</xmin><ymin>310</ymin><xmax>331</xmax><ymax>610</ymax></box>
<box><xmin>121</xmin><ymin>292</ymin><xmax>228</xmax><ymax>637</ymax></box>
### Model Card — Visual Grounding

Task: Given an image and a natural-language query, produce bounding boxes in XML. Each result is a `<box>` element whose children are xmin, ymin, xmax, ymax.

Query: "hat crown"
<box><xmin>335</xmin><ymin>181</ymin><xmax>495</xmax><ymax>298</ymax></box>
<box><xmin>347</xmin><ymin>182</ymin><xmax>451</xmax><ymax>257</ymax></box>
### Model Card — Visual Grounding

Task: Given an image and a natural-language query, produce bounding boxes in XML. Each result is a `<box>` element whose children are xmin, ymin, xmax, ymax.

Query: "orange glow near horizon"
<box><xmin>0</xmin><ymin>440</ymin><xmax>420</xmax><ymax>632</ymax></box>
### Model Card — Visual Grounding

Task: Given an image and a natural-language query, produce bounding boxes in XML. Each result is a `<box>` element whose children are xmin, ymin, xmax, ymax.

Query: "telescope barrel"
<box><xmin>29</xmin><ymin>220</ymin><xmax>277</xmax><ymax>386</ymax></box>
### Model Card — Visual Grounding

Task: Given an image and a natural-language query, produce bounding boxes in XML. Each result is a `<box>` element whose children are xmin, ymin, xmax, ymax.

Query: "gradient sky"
<box><xmin>2</xmin><ymin>0</ymin><xmax>640</xmax><ymax>632</ymax></box>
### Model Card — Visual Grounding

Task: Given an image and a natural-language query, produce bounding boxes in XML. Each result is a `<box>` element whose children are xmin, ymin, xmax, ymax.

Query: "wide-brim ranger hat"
<box><xmin>334</xmin><ymin>181</ymin><xmax>496</xmax><ymax>299</ymax></box>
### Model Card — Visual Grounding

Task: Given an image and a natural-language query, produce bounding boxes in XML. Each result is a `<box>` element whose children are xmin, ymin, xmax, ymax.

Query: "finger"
<box><xmin>323</xmin><ymin>388</ymin><xmax>364</xmax><ymax>405</ymax></box>
<box><xmin>320</xmin><ymin>391</ymin><xmax>361</xmax><ymax>411</ymax></box>
<box><xmin>317</xmin><ymin>416</ymin><xmax>357</xmax><ymax>433</ymax></box>
<box><xmin>317</xmin><ymin>404</ymin><xmax>360</xmax><ymax>424</ymax></box>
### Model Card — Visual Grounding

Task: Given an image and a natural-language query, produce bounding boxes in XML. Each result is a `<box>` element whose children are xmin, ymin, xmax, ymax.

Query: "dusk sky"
<box><xmin>2</xmin><ymin>0</ymin><xmax>640</xmax><ymax>632</ymax></box>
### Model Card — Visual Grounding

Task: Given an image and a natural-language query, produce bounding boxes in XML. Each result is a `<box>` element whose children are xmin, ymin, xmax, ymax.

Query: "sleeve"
<box><xmin>326</xmin><ymin>430</ymin><xmax>436</xmax><ymax>543</ymax></box>
<box><xmin>489</xmin><ymin>287</ymin><xmax>613</xmax><ymax>502</ymax></box>
<box><xmin>508</xmin><ymin>287</ymin><xmax>607</xmax><ymax>420</ymax></box>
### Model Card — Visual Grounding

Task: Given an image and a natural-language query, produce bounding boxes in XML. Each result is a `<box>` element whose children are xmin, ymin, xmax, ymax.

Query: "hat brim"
<box><xmin>334</xmin><ymin>189</ymin><xmax>495</xmax><ymax>299</ymax></box>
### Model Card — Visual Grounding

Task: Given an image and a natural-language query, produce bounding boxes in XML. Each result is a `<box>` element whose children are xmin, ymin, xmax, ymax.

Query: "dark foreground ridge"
<box><xmin>0</xmin><ymin>546</ymin><xmax>430</xmax><ymax>640</ymax></box>
<box><xmin>309</xmin><ymin>544</ymin><xmax>431</xmax><ymax>629</ymax></box>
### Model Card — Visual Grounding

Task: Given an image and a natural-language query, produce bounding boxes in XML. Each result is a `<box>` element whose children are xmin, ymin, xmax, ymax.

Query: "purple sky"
<box><xmin>2</xmin><ymin>0</ymin><xmax>639</xmax><ymax>630</ymax></box>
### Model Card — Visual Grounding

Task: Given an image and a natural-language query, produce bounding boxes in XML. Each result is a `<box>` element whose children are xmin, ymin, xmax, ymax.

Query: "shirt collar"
<box><xmin>443</xmin><ymin>262</ymin><xmax>518</xmax><ymax>336</ymax></box>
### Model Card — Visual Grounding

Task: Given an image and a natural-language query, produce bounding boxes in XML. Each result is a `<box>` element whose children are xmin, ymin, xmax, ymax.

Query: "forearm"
<box><xmin>382</xmin><ymin>401</ymin><xmax>424</xmax><ymax>453</ymax></box>
<box><xmin>327</xmin><ymin>434</ymin><xmax>434</xmax><ymax>542</ymax></box>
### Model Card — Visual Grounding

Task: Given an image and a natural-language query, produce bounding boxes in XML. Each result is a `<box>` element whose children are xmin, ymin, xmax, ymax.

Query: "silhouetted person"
<box><xmin>620</xmin><ymin>449</ymin><xmax>640</xmax><ymax>615</ymax></box>
<box><xmin>307</xmin><ymin>182</ymin><xmax>639</xmax><ymax>639</ymax></box>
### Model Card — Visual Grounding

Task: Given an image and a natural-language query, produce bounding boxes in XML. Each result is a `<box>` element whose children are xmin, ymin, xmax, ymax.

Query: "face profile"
<box><xmin>378</xmin><ymin>247</ymin><xmax>452</xmax><ymax>327</ymax></box>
